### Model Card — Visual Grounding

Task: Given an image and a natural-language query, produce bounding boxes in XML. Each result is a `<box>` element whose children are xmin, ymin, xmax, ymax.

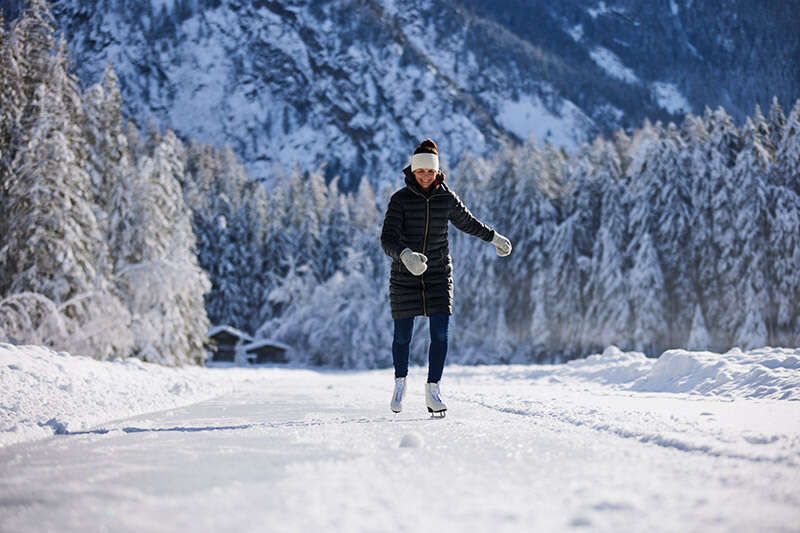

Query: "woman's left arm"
<box><xmin>448</xmin><ymin>191</ymin><xmax>495</xmax><ymax>242</ymax></box>
<box><xmin>449</xmin><ymin>192</ymin><xmax>512</xmax><ymax>256</ymax></box>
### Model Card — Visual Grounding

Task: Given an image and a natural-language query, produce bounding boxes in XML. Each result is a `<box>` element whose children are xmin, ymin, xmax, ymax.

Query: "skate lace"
<box><xmin>430</xmin><ymin>384</ymin><xmax>442</xmax><ymax>403</ymax></box>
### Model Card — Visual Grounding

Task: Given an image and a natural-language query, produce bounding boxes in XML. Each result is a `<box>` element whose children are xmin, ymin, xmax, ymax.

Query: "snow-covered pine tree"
<box><xmin>567</xmin><ymin>141</ymin><xmax>604</xmax><ymax>264</ymax></box>
<box><xmin>527</xmin><ymin>270</ymin><xmax>552</xmax><ymax>362</ymax></box>
<box><xmin>0</xmin><ymin>13</ymin><xmax>25</xmax><ymax>295</ymax></box>
<box><xmin>751</xmin><ymin>105</ymin><xmax>775</xmax><ymax>156</ymax></box>
<box><xmin>491</xmin><ymin>143</ymin><xmax>536</xmax><ymax>346</ymax></box>
<box><xmin>448</xmin><ymin>151</ymin><xmax>501</xmax><ymax>362</ymax></box>
<box><xmin>686</xmin><ymin>303</ymin><xmax>711</xmax><ymax>351</ymax></box>
<box><xmin>320</xmin><ymin>179</ymin><xmax>352</xmax><ymax>280</ymax></box>
<box><xmin>624</xmin><ymin>120</ymin><xmax>669</xmax><ymax>353</ymax></box>
<box><xmin>258</xmin><ymin>177</ymin><xmax>292</xmax><ymax>324</ymax></box>
<box><xmin>256</xmin><ymin>256</ymin><xmax>315</xmax><ymax>354</ymax></box>
<box><xmin>728</xmin><ymin>118</ymin><xmax>771</xmax><ymax>349</ymax></box>
<box><xmin>627</xmin><ymin>232</ymin><xmax>666</xmax><ymax>355</ymax></box>
<box><xmin>581</xmin><ymin>137</ymin><xmax>630</xmax><ymax>353</ymax></box>
<box><xmin>350</xmin><ymin>176</ymin><xmax>384</xmax><ymax>280</ymax></box>
<box><xmin>767</xmin><ymin>104</ymin><xmax>800</xmax><ymax>346</ymax></box>
<box><xmin>514</xmin><ymin>144</ymin><xmax>557</xmax><ymax>358</ymax></box>
<box><xmin>83</xmin><ymin>63</ymin><xmax>130</xmax><ymax>233</ymax></box>
<box><xmin>185</xmin><ymin>144</ymin><xmax>269</xmax><ymax>333</ymax></box>
<box><xmin>774</xmin><ymin>100</ymin><xmax>800</xmax><ymax>195</ymax></box>
<box><xmin>0</xmin><ymin>33</ymin><xmax>131</xmax><ymax>357</ymax></box>
<box><xmin>701</xmin><ymin>107</ymin><xmax>741</xmax><ymax>346</ymax></box>
<box><xmin>226</xmin><ymin>180</ymin><xmax>270</xmax><ymax>333</ymax></box>
<box><xmin>584</xmin><ymin>198</ymin><xmax>631</xmax><ymax>352</ymax></box>
<box><xmin>651</xmin><ymin>124</ymin><xmax>693</xmax><ymax>347</ymax></box>
<box><xmin>352</xmin><ymin>176</ymin><xmax>380</xmax><ymax>231</ymax></box>
<box><xmin>307</xmin><ymin>169</ymin><xmax>331</xmax><ymax>281</ymax></box>
<box><xmin>114</xmin><ymin>129</ymin><xmax>210</xmax><ymax>365</ymax></box>
<box><xmin>767</xmin><ymin>97</ymin><xmax>786</xmax><ymax>160</ymax></box>
<box><xmin>282</xmin><ymin>168</ymin><xmax>323</xmax><ymax>282</ymax></box>
<box><xmin>518</xmin><ymin>144</ymin><xmax>563</xmax><ymax>359</ymax></box>
<box><xmin>546</xmin><ymin>213</ymin><xmax>585</xmax><ymax>359</ymax></box>
<box><xmin>767</xmin><ymin>102</ymin><xmax>800</xmax><ymax>344</ymax></box>
<box><xmin>766</xmin><ymin>184</ymin><xmax>800</xmax><ymax>346</ymax></box>
<box><xmin>681</xmin><ymin>113</ymin><xmax>715</xmax><ymax>349</ymax></box>
<box><xmin>12</xmin><ymin>0</ymin><xmax>53</xmax><ymax>104</ymax></box>
<box><xmin>552</xmin><ymin>143</ymin><xmax>602</xmax><ymax>354</ymax></box>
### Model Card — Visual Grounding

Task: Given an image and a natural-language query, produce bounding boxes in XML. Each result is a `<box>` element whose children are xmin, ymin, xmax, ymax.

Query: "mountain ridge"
<box><xmin>18</xmin><ymin>0</ymin><xmax>796</xmax><ymax>188</ymax></box>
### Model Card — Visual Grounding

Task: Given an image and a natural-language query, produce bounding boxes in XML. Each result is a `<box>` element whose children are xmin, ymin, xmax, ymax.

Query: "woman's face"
<box><xmin>413</xmin><ymin>168</ymin><xmax>437</xmax><ymax>189</ymax></box>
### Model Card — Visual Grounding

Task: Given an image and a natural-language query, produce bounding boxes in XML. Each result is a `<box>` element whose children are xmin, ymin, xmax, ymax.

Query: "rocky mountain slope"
<box><xmin>20</xmin><ymin>0</ymin><xmax>798</xmax><ymax>187</ymax></box>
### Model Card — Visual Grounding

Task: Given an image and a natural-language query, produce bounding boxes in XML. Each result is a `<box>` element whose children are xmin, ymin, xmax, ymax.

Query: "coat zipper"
<box><xmin>421</xmin><ymin>197</ymin><xmax>430</xmax><ymax>316</ymax></box>
<box><xmin>408</xmin><ymin>184</ymin><xmax>439</xmax><ymax>317</ymax></box>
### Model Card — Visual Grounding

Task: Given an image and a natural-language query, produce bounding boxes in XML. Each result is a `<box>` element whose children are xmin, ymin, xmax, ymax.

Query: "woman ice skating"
<box><xmin>380</xmin><ymin>139</ymin><xmax>512</xmax><ymax>417</ymax></box>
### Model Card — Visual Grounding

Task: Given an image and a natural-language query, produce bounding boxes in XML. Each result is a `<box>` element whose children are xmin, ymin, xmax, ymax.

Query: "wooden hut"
<box><xmin>242</xmin><ymin>338</ymin><xmax>290</xmax><ymax>364</ymax></box>
<box><xmin>207</xmin><ymin>325</ymin><xmax>253</xmax><ymax>363</ymax></box>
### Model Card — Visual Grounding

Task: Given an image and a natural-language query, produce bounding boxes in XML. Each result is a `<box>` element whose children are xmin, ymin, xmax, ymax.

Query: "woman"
<box><xmin>380</xmin><ymin>139</ymin><xmax>512</xmax><ymax>417</ymax></box>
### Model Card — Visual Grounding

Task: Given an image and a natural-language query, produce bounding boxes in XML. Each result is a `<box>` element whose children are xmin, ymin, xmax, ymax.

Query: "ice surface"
<box><xmin>1</xmin><ymin>343</ymin><xmax>798</xmax><ymax>532</ymax></box>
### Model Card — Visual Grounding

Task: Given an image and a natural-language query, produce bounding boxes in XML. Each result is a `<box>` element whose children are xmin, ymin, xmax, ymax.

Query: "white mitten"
<box><xmin>492</xmin><ymin>232</ymin><xmax>512</xmax><ymax>257</ymax></box>
<box><xmin>400</xmin><ymin>248</ymin><xmax>428</xmax><ymax>276</ymax></box>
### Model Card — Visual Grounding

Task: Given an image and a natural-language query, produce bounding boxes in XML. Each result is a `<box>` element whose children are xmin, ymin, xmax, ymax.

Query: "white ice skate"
<box><xmin>390</xmin><ymin>377</ymin><xmax>407</xmax><ymax>413</ymax></box>
<box><xmin>425</xmin><ymin>382</ymin><xmax>447</xmax><ymax>418</ymax></box>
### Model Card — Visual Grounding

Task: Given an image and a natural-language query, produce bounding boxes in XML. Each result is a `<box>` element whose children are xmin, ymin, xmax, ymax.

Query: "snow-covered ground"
<box><xmin>1</xmin><ymin>344</ymin><xmax>799</xmax><ymax>532</ymax></box>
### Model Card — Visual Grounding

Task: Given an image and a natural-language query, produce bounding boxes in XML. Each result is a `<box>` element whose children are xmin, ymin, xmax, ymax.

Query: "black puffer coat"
<box><xmin>381</xmin><ymin>165</ymin><xmax>496</xmax><ymax>320</ymax></box>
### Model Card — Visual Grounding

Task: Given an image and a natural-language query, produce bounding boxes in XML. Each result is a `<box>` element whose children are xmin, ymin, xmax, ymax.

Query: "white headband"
<box><xmin>411</xmin><ymin>153</ymin><xmax>439</xmax><ymax>171</ymax></box>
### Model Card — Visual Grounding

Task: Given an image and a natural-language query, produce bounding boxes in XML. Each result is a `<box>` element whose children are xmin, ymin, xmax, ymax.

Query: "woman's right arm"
<box><xmin>381</xmin><ymin>193</ymin><xmax>404</xmax><ymax>260</ymax></box>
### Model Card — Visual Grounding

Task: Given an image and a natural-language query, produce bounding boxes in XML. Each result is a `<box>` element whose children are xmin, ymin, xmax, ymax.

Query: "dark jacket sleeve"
<box><xmin>381</xmin><ymin>192</ymin><xmax>405</xmax><ymax>260</ymax></box>
<box><xmin>449</xmin><ymin>191</ymin><xmax>495</xmax><ymax>242</ymax></box>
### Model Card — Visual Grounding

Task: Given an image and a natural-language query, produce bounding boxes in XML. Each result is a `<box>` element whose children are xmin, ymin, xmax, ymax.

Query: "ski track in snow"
<box><xmin>1</xmin><ymin>361</ymin><xmax>799</xmax><ymax>533</ymax></box>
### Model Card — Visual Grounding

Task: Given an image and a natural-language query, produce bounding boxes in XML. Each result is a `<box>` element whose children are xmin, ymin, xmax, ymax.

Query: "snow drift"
<box><xmin>0</xmin><ymin>344</ymin><xmax>280</xmax><ymax>447</ymax></box>
<box><xmin>557</xmin><ymin>345</ymin><xmax>800</xmax><ymax>400</ymax></box>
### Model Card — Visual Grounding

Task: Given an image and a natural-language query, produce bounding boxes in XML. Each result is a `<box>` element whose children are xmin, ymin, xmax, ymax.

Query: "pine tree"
<box><xmin>114</xmin><ymin>129</ymin><xmax>210</xmax><ymax>365</ymax></box>
<box><xmin>584</xmin><ymin>226</ymin><xmax>631</xmax><ymax>352</ymax></box>
<box><xmin>13</xmin><ymin>0</ymin><xmax>55</xmax><ymax>109</ymax></box>
<box><xmin>653</xmin><ymin>124</ymin><xmax>693</xmax><ymax>346</ymax></box>
<box><xmin>83</xmin><ymin>63</ymin><xmax>130</xmax><ymax>233</ymax></box>
<box><xmin>766</xmin><ymin>184</ymin><xmax>800</xmax><ymax>346</ymax></box>
<box><xmin>774</xmin><ymin>100</ymin><xmax>800</xmax><ymax>194</ymax></box>
<box><xmin>686</xmin><ymin>304</ymin><xmax>710</xmax><ymax>351</ymax></box>
<box><xmin>627</xmin><ymin>232</ymin><xmax>666</xmax><ymax>355</ymax></box>
<box><xmin>448</xmin><ymin>193</ymin><xmax>499</xmax><ymax>361</ymax></box>
<box><xmin>0</xmin><ymin>13</ymin><xmax>25</xmax><ymax>294</ymax></box>
<box><xmin>768</xmin><ymin>97</ymin><xmax>786</xmax><ymax>157</ymax></box>
<box><xmin>726</xmin><ymin>118</ymin><xmax>770</xmax><ymax>348</ymax></box>
<box><xmin>527</xmin><ymin>271</ymin><xmax>552</xmax><ymax>361</ymax></box>
<box><xmin>702</xmin><ymin>108</ymin><xmax>741</xmax><ymax>346</ymax></box>
<box><xmin>582</xmin><ymin>137</ymin><xmax>630</xmax><ymax>352</ymax></box>
<box><xmin>0</xmin><ymin>36</ymin><xmax>131</xmax><ymax>358</ymax></box>
<box><xmin>546</xmin><ymin>214</ymin><xmax>584</xmax><ymax>359</ymax></box>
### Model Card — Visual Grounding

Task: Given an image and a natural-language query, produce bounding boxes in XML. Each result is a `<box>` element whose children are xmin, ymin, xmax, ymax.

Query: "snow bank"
<box><xmin>0</xmin><ymin>344</ymin><xmax>272</xmax><ymax>447</ymax></box>
<box><xmin>452</xmin><ymin>346</ymin><xmax>800</xmax><ymax>400</ymax></box>
<box><xmin>630</xmin><ymin>347</ymin><xmax>800</xmax><ymax>400</ymax></box>
<box><xmin>554</xmin><ymin>346</ymin><xmax>800</xmax><ymax>400</ymax></box>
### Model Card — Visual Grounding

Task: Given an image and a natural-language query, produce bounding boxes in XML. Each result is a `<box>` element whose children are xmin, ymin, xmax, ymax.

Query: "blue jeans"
<box><xmin>392</xmin><ymin>313</ymin><xmax>449</xmax><ymax>383</ymax></box>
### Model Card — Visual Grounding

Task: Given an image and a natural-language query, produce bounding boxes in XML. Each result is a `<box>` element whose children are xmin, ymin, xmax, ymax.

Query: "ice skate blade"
<box><xmin>427</xmin><ymin>407</ymin><xmax>446</xmax><ymax>418</ymax></box>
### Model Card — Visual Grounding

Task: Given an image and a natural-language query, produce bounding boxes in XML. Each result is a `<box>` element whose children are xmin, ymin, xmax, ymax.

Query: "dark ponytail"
<box><xmin>413</xmin><ymin>138</ymin><xmax>438</xmax><ymax>155</ymax></box>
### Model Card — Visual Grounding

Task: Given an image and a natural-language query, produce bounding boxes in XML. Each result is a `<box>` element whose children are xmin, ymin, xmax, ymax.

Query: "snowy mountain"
<box><xmin>17</xmin><ymin>0</ymin><xmax>797</xmax><ymax>188</ymax></box>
